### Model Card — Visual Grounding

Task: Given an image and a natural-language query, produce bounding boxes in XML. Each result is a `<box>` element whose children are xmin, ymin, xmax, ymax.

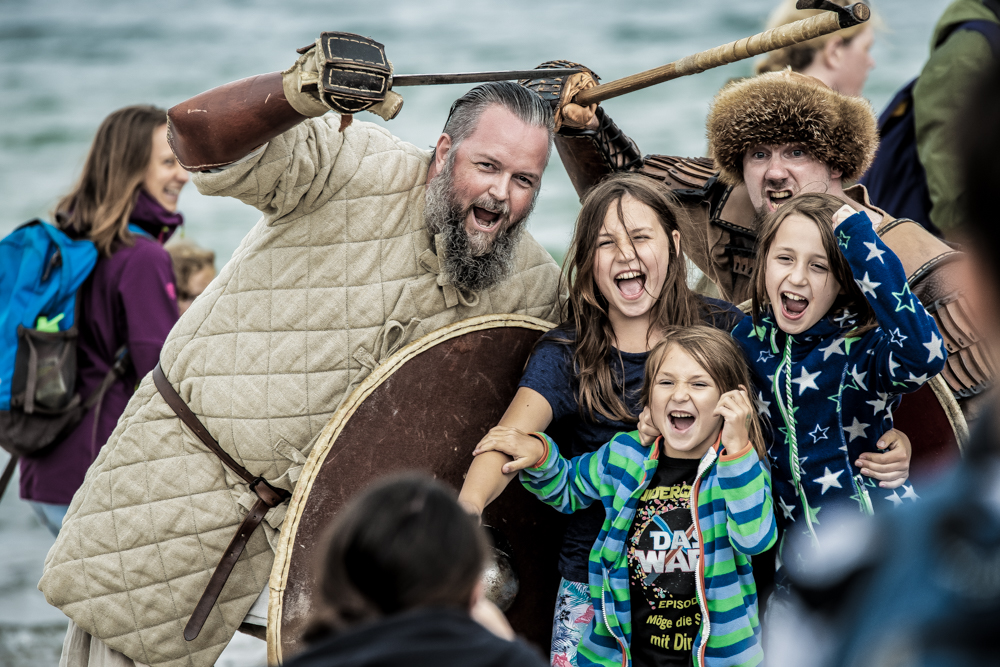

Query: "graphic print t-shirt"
<box><xmin>628</xmin><ymin>456</ymin><xmax>701</xmax><ymax>667</ymax></box>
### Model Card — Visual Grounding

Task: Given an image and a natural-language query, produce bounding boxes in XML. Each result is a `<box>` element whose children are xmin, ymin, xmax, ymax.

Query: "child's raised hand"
<box><xmin>832</xmin><ymin>204</ymin><xmax>874</xmax><ymax>230</ymax></box>
<box><xmin>713</xmin><ymin>384</ymin><xmax>754</xmax><ymax>455</ymax></box>
<box><xmin>637</xmin><ymin>406</ymin><xmax>661</xmax><ymax>446</ymax></box>
<box><xmin>472</xmin><ymin>425</ymin><xmax>545</xmax><ymax>474</ymax></box>
<box><xmin>857</xmin><ymin>428</ymin><xmax>911</xmax><ymax>489</ymax></box>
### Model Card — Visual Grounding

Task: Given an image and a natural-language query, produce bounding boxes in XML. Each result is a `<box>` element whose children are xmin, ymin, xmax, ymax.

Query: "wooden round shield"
<box><xmin>895</xmin><ymin>374</ymin><xmax>968</xmax><ymax>478</ymax></box>
<box><xmin>267</xmin><ymin>314</ymin><xmax>567</xmax><ymax>664</ymax></box>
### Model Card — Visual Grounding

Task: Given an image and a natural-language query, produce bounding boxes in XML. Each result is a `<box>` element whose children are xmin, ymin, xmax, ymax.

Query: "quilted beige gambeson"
<box><xmin>38</xmin><ymin>114</ymin><xmax>564</xmax><ymax>667</ymax></box>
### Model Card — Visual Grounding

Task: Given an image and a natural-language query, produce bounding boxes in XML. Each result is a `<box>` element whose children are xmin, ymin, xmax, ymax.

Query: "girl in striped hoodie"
<box><xmin>477</xmin><ymin>325</ymin><xmax>776</xmax><ymax>667</ymax></box>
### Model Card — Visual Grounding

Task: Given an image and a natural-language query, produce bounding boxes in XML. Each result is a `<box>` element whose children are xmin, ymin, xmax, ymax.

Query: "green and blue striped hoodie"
<box><xmin>521</xmin><ymin>430</ymin><xmax>776</xmax><ymax>667</ymax></box>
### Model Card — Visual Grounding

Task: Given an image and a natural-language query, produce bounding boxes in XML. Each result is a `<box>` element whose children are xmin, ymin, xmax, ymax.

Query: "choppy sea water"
<box><xmin>0</xmin><ymin>0</ymin><xmax>952</xmax><ymax>664</ymax></box>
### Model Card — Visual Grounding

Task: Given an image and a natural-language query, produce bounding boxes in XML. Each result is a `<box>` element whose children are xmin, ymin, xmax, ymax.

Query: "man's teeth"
<box><xmin>770</xmin><ymin>191</ymin><xmax>791</xmax><ymax>200</ymax></box>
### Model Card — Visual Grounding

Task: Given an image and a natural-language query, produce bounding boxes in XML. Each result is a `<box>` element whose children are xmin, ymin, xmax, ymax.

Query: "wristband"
<box><xmin>528</xmin><ymin>432</ymin><xmax>549</xmax><ymax>469</ymax></box>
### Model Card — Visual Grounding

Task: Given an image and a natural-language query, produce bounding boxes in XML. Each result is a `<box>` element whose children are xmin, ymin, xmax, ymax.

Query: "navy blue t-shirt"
<box><xmin>518</xmin><ymin>297</ymin><xmax>743</xmax><ymax>582</ymax></box>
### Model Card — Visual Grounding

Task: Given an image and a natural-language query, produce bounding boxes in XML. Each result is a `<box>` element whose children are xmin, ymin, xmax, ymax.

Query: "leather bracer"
<box><xmin>555</xmin><ymin>107</ymin><xmax>643</xmax><ymax>198</ymax></box>
<box><xmin>167</xmin><ymin>72</ymin><xmax>306</xmax><ymax>172</ymax></box>
<box><xmin>635</xmin><ymin>155</ymin><xmax>747</xmax><ymax>300</ymax></box>
<box><xmin>877</xmin><ymin>218</ymin><xmax>993</xmax><ymax>399</ymax></box>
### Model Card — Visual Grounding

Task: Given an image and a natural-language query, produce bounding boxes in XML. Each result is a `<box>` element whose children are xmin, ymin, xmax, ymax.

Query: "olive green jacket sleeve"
<box><xmin>913</xmin><ymin>0</ymin><xmax>999</xmax><ymax>233</ymax></box>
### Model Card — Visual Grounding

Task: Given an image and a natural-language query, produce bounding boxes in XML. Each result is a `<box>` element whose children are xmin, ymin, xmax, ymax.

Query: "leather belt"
<box><xmin>152</xmin><ymin>364</ymin><xmax>290</xmax><ymax>641</ymax></box>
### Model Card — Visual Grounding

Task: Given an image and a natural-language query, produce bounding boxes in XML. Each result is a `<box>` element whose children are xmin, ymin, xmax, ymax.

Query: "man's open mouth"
<box><xmin>767</xmin><ymin>190</ymin><xmax>793</xmax><ymax>208</ymax></box>
<box><xmin>615</xmin><ymin>270</ymin><xmax>646</xmax><ymax>299</ymax></box>
<box><xmin>780</xmin><ymin>291</ymin><xmax>809</xmax><ymax>319</ymax></box>
<box><xmin>471</xmin><ymin>206</ymin><xmax>502</xmax><ymax>232</ymax></box>
<box><xmin>669</xmin><ymin>411</ymin><xmax>696</xmax><ymax>432</ymax></box>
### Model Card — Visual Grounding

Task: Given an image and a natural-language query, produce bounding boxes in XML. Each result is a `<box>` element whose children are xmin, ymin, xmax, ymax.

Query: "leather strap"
<box><xmin>151</xmin><ymin>364</ymin><xmax>289</xmax><ymax>640</ymax></box>
<box><xmin>0</xmin><ymin>454</ymin><xmax>18</xmax><ymax>503</ymax></box>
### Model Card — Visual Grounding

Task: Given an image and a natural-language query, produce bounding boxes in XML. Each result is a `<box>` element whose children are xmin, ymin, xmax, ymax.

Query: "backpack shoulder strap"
<box><xmin>937</xmin><ymin>15</ymin><xmax>1000</xmax><ymax>59</ymax></box>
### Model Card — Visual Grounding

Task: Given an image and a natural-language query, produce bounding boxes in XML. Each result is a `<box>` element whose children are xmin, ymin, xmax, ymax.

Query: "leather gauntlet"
<box><xmin>553</xmin><ymin>107</ymin><xmax>644</xmax><ymax>198</ymax></box>
<box><xmin>522</xmin><ymin>60</ymin><xmax>642</xmax><ymax>196</ymax></box>
<box><xmin>284</xmin><ymin>32</ymin><xmax>403</xmax><ymax>121</ymax></box>
<box><xmin>521</xmin><ymin>60</ymin><xmax>599</xmax><ymax>132</ymax></box>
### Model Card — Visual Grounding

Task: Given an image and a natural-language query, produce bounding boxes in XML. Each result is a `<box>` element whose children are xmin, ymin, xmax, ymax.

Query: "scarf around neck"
<box><xmin>129</xmin><ymin>188</ymin><xmax>183</xmax><ymax>244</ymax></box>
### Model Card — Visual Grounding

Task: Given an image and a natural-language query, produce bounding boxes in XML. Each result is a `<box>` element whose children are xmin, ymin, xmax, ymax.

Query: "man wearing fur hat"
<box><xmin>524</xmin><ymin>63</ymin><xmax>989</xmax><ymax>415</ymax></box>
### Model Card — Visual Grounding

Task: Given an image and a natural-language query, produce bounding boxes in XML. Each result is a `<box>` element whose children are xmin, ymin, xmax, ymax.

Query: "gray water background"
<box><xmin>0</xmin><ymin>0</ymin><xmax>952</xmax><ymax>664</ymax></box>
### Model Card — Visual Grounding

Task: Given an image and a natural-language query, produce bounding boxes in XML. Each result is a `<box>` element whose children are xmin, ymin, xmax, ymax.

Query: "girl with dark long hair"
<box><xmin>20</xmin><ymin>105</ymin><xmax>187</xmax><ymax>535</ymax></box>
<box><xmin>458</xmin><ymin>173</ymin><xmax>741</xmax><ymax>665</ymax></box>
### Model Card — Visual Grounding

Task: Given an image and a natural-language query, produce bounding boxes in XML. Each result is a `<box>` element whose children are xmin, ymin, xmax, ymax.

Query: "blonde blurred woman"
<box><xmin>756</xmin><ymin>0</ymin><xmax>877</xmax><ymax>95</ymax></box>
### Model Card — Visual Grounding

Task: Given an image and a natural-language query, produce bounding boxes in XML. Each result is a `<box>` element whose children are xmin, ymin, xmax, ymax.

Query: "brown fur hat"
<box><xmin>706</xmin><ymin>70</ymin><xmax>878</xmax><ymax>186</ymax></box>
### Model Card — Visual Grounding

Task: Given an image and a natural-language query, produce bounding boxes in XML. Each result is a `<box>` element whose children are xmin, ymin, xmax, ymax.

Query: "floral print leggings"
<box><xmin>550</xmin><ymin>577</ymin><xmax>594</xmax><ymax>667</ymax></box>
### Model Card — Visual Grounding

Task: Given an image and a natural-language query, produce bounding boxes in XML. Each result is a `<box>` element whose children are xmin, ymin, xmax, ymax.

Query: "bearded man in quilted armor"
<box><xmin>524</xmin><ymin>63</ymin><xmax>990</xmax><ymax>417</ymax></box>
<box><xmin>38</xmin><ymin>33</ymin><xmax>565</xmax><ymax>667</ymax></box>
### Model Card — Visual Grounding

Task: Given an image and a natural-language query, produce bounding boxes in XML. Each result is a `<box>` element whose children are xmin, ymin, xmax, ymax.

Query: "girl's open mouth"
<box><xmin>780</xmin><ymin>291</ymin><xmax>809</xmax><ymax>319</ymax></box>
<box><xmin>615</xmin><ymin>270</ymin><xmax>646</xmax><ymax>299</ymax></box>
<box><xmin>668</xmin><ymin>411</ymin><xmax>696</xmax><ymax>432</ymax></box>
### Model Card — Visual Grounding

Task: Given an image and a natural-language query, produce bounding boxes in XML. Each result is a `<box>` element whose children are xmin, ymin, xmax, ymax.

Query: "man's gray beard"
<box><xmin>424</xmin><ymin>156</ymin><xmax>530</xmax><ymax>293</ymax></box>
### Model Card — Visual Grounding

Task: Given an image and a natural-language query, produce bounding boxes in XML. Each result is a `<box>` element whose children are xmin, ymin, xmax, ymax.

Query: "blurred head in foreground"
<box><xmin>306</xmin><ymin>473</ymin><xmax>489</xmax><ymax>639</ymax></box>
<box><xmin>755</xmin><ymin>0</ymin><xmax>877</xmax><ymax>96</ymax></box>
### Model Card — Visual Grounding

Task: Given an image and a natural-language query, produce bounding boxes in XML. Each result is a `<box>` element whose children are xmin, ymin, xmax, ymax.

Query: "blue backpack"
<box><xmin>0</xmin><ymin>220</ymin><xmax>127</xmax><ymax>458</ymax></box>
<box><xmin>859</xmin><ymin>14</ymin><xmax>1000</xmax><ymax>234</ymax></box>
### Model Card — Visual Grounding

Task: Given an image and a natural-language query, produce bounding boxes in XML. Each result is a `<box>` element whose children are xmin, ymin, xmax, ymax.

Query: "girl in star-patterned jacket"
<box><xmin>733</xmin><ymin>193</ymin><xmax>946</xmax><ymax>562</ymax></box>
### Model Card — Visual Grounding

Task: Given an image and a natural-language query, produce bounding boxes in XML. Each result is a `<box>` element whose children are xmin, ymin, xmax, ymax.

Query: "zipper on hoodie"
<box><xmin>600</xmin><ymin>570</ymin><xmax>628</xmax><ymax>667</ymax></box>
<box><xmin>690</xmin><ymin>445</ymin><xmax>717</xmax><ymax>667</ymax></box>
<box><xmin>600</xmin><ymin>438</ymin><xmax>658</xmax><ymax>667</ymax></box>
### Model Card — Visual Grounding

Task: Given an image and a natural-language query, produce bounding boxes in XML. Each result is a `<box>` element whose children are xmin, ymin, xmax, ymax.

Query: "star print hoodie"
<box><xmin>732</xmin><ymin>210</ymin><xmax>946</xmax><ymax>552</ymax></box>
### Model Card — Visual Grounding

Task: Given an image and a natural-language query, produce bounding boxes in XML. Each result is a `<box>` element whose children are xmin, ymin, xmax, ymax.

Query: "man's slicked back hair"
<box><xmin>438</xmin><ymin>81</ymin><xmax>554</xmax><ymax>161</ymax></box>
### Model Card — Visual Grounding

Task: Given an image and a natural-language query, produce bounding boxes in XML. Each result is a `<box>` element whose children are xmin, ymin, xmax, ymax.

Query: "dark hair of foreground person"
<box><xmin>284</xmin><ymin>473</ymin><xmax>547</xmax><ymax>667</ymax></box>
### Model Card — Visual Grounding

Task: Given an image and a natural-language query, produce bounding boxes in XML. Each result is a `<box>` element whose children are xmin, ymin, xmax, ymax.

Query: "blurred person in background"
<box><xmin>165</xmin><ymin>238</ymin><xmax>215</xmax><ymax>315</ymax></box>
<box><xmin>285</xmin><ymin>473</ymin><xmax>547</xmax><ymax>667</ymax></box>
<box><xmin>911</xmin><ymin>0</ymin><xmax>999</xmax><ymax>235</ymax></box>
<box><xmin>860</xmin><ymin>0</ymin><xmax>999</xmax><ymax>235</ymax></box>
<box><xmin>19</xmin><ymin>105</ymin><xmax>184</xmax><ymax>537</ymax></box>
<box><xmin>766</xmin><ymin>57</ymin><xmax>1000</xmax><ymax>667</ymax></box>
<box><xmin>755</xmin><ymin>0</ymin><xmax>877</xmax><ymax>95</ymax></box>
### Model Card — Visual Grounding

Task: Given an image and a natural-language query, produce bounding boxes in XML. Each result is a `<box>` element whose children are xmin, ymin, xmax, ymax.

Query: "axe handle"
<box><xmin>574</xmin><ymin>3</ymin><xmax>870</xmax><ymax>106</ymax></box>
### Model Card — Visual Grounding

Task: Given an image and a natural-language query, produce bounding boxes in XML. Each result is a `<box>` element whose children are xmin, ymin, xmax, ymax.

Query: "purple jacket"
<box><xmin>20</xmin><ymin>206</ymin><xmax>181</xmax><ymax>504</ymax></box>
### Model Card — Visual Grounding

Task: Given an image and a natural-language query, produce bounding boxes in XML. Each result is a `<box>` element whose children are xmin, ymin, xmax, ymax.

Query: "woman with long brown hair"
<box><xmin>458</xmin><ymin>173</ymin><xmax>742</xmax><ymax>666</ymax></box>
<box><xmin>19</xmin><ymin>105</ymin><xmax>188</xmax><ymax>536</ymax></box>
